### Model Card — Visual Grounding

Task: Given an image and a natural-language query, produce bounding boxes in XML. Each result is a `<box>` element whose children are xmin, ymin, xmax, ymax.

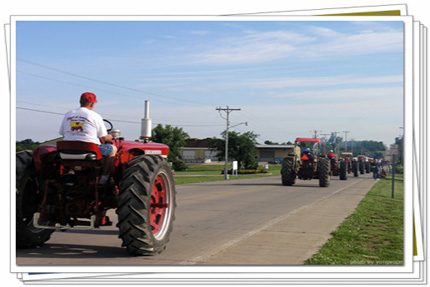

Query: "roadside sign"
<box><xmin>389</xmin><ymin>144</ymin><xmax>399</xmax><ymax>155</ymax></box>
<box><xmin>232</xmin><ymin>161</ymin><xmax>238</xmax><ymax>170</ymax></box>
<box><xmin>232</xmin><ymin>161</ymin><xmax>238</xmax><ymax>176</ymax></box>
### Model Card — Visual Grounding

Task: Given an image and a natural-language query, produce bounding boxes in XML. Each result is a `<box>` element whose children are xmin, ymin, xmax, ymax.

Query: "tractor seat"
<box><xmin>57</xmin><ymin>140</ymin><xmax>102</xmax><ymax>161</ymax></box>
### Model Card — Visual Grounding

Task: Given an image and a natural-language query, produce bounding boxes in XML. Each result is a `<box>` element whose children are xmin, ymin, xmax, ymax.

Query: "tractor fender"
<box><xmin>116</xmin><ymin>148</ymin><xmax>146</xmax><ymax>166</ymax></box>
<box><xmin>33</xmin><ymin>145</ymin><xmax>57</xmax><ymax>176</ymax></box>
<box><xmin>112</xmin><ymin>148</ymin><xmax>146</xmax><ymax>183</ymax></box>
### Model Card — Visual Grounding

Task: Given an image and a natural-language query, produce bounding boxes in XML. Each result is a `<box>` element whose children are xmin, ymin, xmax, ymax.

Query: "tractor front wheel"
<box><xmin>281</xmin><ymin>157</ymin><xmax>296</xmax><ymax>186</ymax></box>
<box><xmin>353</xmin><ymin>162</ymin><xmax>359</xmax><ymax>177</ymax></box>
<box><xmin>359</xmin><ymin>161</ymin><xmax>365</xmax><ymax>174</ymax></box>
<box><xmin>117</xmin><ymin>155</ymin><xmax>176</xmax><ymax>255</ymax></box>
<box><xmin>318</xmin><ymin>158</ymin><xmax>330</xmax><ymax>187</ymax></box>
<box><xmin>339</xmin><ymin>160</ymin><xmax>347</xmax><ymax>180</ymax></box>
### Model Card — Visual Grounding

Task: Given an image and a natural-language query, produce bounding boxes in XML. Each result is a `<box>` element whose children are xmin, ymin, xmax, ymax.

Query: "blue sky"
<box><xmin>15</xmin><ymin>19</ymin><xmax>404</xmax><ymax>145</ymax></box>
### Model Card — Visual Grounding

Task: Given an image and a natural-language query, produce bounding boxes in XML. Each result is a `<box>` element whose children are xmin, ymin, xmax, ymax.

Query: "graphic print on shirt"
<box><xmin>70</xmin><ymin>120</ymin><xmax>85</xmax><ymax>131</ymax></box>
<box><xmin>65</xmin><ymin>115</ymin><xmax>91</xmax><ymax>137</ymax></box>
<box><xmin>60</xmin><ymin>108</ymin><xmax>104</xmax><ymax>145</ymax></box>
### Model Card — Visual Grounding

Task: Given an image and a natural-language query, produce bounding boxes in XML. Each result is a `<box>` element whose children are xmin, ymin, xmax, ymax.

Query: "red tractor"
<box><xmin>328</xmin><ymin>154</ymin><xmax>347</xmax><ymax>180</ymax></box>
<box><xmin>351</xmin><ymin>156</ymin><xmax>359</xmax><ymax>177</ymax></box>
<box><xmin>281</xmin><ymin>138</ymin><xmax>330</xmax><ymax>187</ymax></box>
<box><xmin>341</xmin><ymin>152</ymin><xmax>353</xmax><ymax>174</ymax></box>
<box><xmin>357</xmin><ymin>155</ymin><xmax>367</xmax><ymax>175</ymax></box>
<box><xmin>365</xmin><ymin>157</ymin><xmax>372</xmax><ymax>173</ymax></box>
<box><xmin>16</xmin><ymin>101</ymin><xmax>176</xmax><ymax>256</ymax></box>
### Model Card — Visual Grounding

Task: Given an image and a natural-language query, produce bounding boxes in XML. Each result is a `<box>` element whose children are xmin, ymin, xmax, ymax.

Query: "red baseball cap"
<box><xmin>80</xmin><ymin>92</ymin><xmax>98</xmax><ymax>103</ymax></box>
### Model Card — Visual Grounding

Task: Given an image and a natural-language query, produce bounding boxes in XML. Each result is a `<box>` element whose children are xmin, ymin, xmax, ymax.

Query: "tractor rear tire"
<box><xmin>16</xmin><ymin>150</ymin><xmax>54</xmax><ymax>248</ymax></box>
<box><xmin>359</xmin><ymin>162</ymin><xmax>365</xmax><ymax>174</ymax></box>
<box><xmin>353</xmin><ymin>162</ymin><xmax>359</xmax><ymax>177</ymax></box>
<box><xmin>117</xmin><ymin>155</ymin><xmax>176</xmax><ymax>256</ymax></box>
<box><xmin>339</xmin><ymin>160</ymin><xmax>347</xmax><ymax>180</ymax></box>
<box><xmin>319</xmin><ymin>158</ymin><xmax>330</xmax><ymax>187</ymax></box>
<box><xmin>281</xmin><ymin>157</ymin><xmax>295</xmax><ymax>186</ymax></box>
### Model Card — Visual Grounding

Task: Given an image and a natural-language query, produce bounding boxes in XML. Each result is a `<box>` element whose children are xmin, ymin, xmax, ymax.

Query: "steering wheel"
<box><xmin>103</xmin><ymin>119</ymin><xmax>113</xmax><ymax>132</ymax></box>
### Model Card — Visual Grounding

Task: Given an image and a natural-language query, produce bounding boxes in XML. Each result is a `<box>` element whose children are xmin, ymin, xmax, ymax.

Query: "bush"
<box><xmin>171</xmin><ymin>158</ymin><xmax>188</xmax><ymax>171</ymax></box>
<box><xmin>395</xmin><ymin>165</ymin><xmax>403</xmax><ymax>174</ymax></box>
<box><xmin>238</xmin><ymin>169</ymin><xmax>269</xmax><ymax>174</ymax></box>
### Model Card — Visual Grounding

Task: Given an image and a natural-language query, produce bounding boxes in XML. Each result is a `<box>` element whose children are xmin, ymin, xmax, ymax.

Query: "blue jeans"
<box><xmin>373</xmin><ymin>169</ymin><xmax>379</xmax><ymax>179</ymax></box>
<box><xmin>98</xmin><ymin>144</ymin><xmax>113</xmax><ymax>157</ymax></box>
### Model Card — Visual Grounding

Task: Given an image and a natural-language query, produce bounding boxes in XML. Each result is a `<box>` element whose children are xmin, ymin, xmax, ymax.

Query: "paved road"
<box><xmin>16</xmin><ymin>173</ymin><xmax>376</xmax><ymax>266</ymax></box>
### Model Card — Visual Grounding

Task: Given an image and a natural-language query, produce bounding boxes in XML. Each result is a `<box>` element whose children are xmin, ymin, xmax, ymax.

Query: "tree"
<box><xmin>16</xmin><ymin>139</ymin><xmax>40</xmax><ymax>152</ymax></box>
<box><xmin>151</xmin><ymin>124</ymin><xmax>189</xmax><ymax>171</ymax></box>
<box><xmin>213</xmin><ymin>131</ymin><xmax>259</xmax><ymax>170</ymax></box>
<box><xmin>345</xmin><ymin>140</ymin><xmax>386</xmax><ymax>157</ymax></box>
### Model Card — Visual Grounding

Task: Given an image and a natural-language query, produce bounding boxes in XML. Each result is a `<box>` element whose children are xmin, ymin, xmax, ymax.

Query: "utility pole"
<box><xmin>311</xmin><ymin>130</ymin><xmax>322</xmax><ymax>138</ymax></box>
<box><xmin>333</xmin><ymin>131</ymin><xmax>341</xmax><ymax>157</ymax></box>
<box><xmin>321</xmin><ymin>133</ymin><xmax>330</xmax><ymax>154</ymax></box>
<box><xmin>216</xmin><ymin>106</ymin><xmax>241</xmax><ymax>179</ymax></box>
<box><xmin>343</xmin><ymin>131</ymin><xmax>350</xmax><ymax>152</ymax></box>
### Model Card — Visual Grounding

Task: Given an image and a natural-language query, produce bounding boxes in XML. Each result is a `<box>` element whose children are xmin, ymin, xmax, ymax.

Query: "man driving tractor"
<box><xmin>59</xmin><ymin>92</ymin><xmax>117</xmax><ymax>185</ymax></box>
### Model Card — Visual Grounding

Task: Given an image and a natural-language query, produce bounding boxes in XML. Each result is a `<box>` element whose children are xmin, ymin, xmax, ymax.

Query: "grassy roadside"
<box><xmin>174</xmin><ymin>163</ymin><xmax>282</xmax><ymax>185</ymax></box>
<box><xmin>305</xmin><ymin>175</ymin><xmax>404</xmax><ymax>265</ymax></box>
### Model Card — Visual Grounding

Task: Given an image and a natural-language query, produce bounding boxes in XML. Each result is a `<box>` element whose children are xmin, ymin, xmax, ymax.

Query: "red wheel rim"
<box><xmin>150</xmin><ymin>173</ymin><xmax>170</xmax><ymax>237</ymax></box>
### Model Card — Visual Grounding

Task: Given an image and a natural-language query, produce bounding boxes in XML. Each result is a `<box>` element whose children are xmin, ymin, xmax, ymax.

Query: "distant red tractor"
<box><xmin>357</xmin><ymin>155</ymin><xmax>368</xmax><ymax>174</ymax></box>
<box><xmin>281</xmin><ymin>138</ymin><xmax>330</xmax><ymax>187</ymax></box>
<box><xmin>341</xmin><ymin>152</ymin><xmax>353</xmax><ymax>174</ymax></box>
<box><xmin>328</xmin><ymin>154</ymin><xmax>347</xmax><ymax>180</ymax></box>
<box><xmin>365</xmin><ymin>157</ymin><xmax>372</xmax><ymax>173</ymax></box>
<box><xmin>16</xmin><ymin>101</ymin><xmax>176</xmax><ymax>256</ymax></box>
<box><xmin>351</xmin><ymin>156</ymin><xmax>359</xmax><ymax>177</ymax></box>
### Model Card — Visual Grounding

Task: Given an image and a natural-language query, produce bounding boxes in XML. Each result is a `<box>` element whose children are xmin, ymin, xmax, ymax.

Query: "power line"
<box><xmin>17</xmin><ymin>100</ymin><xmax>139</xmax><ymax>120</ymax></box>
<box><xmin>17</xmin><ymin>59</ymin><xmax>294</xmax><ymax>138</ymax></box>
<box><xmin>16</xmin><ymin>106</ymin><xmax>225</xmax><ymax>127</ymax></box>
<box><xmin>16</xmin><ymin>70</ymin><xmax>151</xmax><ymax>102</ymax></box>
<box><xmin>18</xmin><ymin>70</ymin><xmax>200</xmax><ymax>108</ymax></box>
<box><xmin>17</xmin><ymin>107</ymin><xmax>65</xmax><ymax>115</ymax></box>
<box><xmin>17</xmin><ymin>58</ymin><xmax>210</xmax><ymax>107</ymax></box>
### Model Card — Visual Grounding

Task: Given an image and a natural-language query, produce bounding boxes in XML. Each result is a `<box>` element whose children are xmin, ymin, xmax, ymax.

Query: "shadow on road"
<box><xmin>229</xmin><ymin>182</ymin><xmax>326</xmax><ymax>189</ymax></box>
<box><xmin>65</xmin><ymin>229</ymin><xmax>118</xmax><ymax>235</ymax></box>
<box><xmin>16</xmin><ymin>243</ymin><xmax>132</xmax><ymax>260</ymax></box>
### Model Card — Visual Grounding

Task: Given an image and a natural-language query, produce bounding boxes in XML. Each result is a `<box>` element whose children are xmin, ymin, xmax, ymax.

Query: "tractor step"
<box><xmin>33</xmin><ymin>213</ymin><xmax>96</xmax><ymax>230</ymax></box>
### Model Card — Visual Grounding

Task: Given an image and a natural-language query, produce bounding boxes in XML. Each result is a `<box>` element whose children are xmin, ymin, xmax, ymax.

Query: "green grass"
<box><xmin>173</xmin><ymin>163</ymin><xmax>282</xmax><ymax>185</ymax></box>
<box><xmin>305</xmin><ymin>175</ymin><xmax>404</xmax><ymax>265</ymax></box>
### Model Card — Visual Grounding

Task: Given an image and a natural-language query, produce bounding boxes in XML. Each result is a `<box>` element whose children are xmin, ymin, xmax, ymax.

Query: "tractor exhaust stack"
<box><xmin>140</xmin><ymin>100</ymin><xmax>152</xmax><ymax>142</ymax></box>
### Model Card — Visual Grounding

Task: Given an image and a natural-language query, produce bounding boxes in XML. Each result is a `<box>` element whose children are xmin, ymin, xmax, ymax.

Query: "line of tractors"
<box><xmin>281</xmin><ymin>137</ymin><xmax>375</xmax><ymax>188</ymax></box>
<box><xmin>15</xmin><ymin>102</ymin><xmax>379</xmax><ymax>257</ymax></box>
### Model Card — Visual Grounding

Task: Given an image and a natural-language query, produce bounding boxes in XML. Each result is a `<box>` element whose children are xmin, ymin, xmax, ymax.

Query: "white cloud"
<box><xmin>306</xmin><ymin>26</ymin><xmax>343</xmax><ymax>38</ymax></box>
<box><xmin>143</xmin><ymin>39</ymin><xmax>156</xmax><ymax>45</ymax></box>
<box><xmin>309</xmin><ymin>31</ymin><xmax>403</xmax><ymax>57</ymax></box>
<box><xmin>192</xmin><ymin>30</ymin><xmax>315</xmax><ymax>65</ymax></box>
<box><xmin>243</xmin><ymin>75</ymin><xmax>403</xmax><ymax>89</ymax></box>
<box><xmin>189</xmin><ymin>26</ymin><xmax>403</xmax><ymax>66</ymax></box>
<box><xmin>274</xmin><ymin>86</ymin><xmax>403</xmax><ymax>103</ymax></box>
<box><xmin>190</xmin><ymin>30</ymin><xmax>210</xmax><ymax>35</ymax></box>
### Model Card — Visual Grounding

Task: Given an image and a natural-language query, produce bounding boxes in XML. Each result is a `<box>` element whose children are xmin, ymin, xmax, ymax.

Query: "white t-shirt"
<box><xmin>59</xmin><ymin>107</ymin><xmax>107</xmax><ymax>145</ymax></box>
